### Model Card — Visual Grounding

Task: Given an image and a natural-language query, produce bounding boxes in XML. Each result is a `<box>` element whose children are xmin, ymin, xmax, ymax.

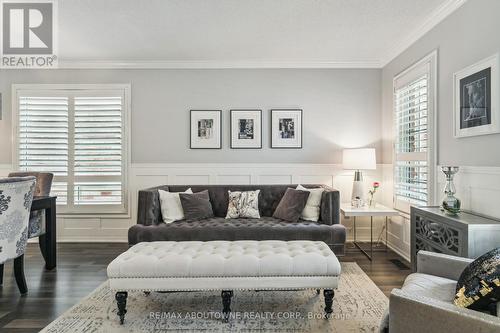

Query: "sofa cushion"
<box><xmin>158</xmin><ymin>188</ymin><xmax>193</xmax><ymax>223</ymax></box>
<box><xmin>225</xmin><ymin>190</ymin><xmax>260</xmax><ymax>219</ymax></box>
<box><xmin>273</xmin><ymin>188</ymin><xmax>310</xmax><ymax>222</ymax></box>
<box><xmin>401</xmin><ymin>273</ymin><xmax>457</xmax><ymax>303</ymax></box>
<box><xmin>179</xmin><ymin>190</ymin><xmax>214</xmax><ymax>221</ymax></box>
<box><xmin>297</xmin><ymin>184</ymin><xmax>324</xmax><ymax>222</ymax></box>
<box><xmin>128</xmin><ymin>217</ymin><xmax>345</xmax><ymax>246</ymax></box>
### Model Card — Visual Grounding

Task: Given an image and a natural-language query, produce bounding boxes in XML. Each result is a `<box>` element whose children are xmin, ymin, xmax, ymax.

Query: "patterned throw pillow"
<box><xmin>225</xmin><ymin>190</ymin><xmax>260</xmax><ymax>219</ymax></box>
<box><xmin>454</xmin><ymin>247</ymin><xmax>500</xmax><ymax>311</ymax></box>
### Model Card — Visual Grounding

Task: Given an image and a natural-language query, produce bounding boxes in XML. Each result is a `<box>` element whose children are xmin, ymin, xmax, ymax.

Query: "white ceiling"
<box><xmin>57</xmin><ymin>0</ymin><xmax>466</xmax><ymax>68</ymax></box>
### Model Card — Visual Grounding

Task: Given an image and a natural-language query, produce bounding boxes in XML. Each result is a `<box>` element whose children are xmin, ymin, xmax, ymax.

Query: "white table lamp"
<box><xmin>343</xmin><ymin>148</ymin><xmax>376</xmax><ymax>205</ymax></box>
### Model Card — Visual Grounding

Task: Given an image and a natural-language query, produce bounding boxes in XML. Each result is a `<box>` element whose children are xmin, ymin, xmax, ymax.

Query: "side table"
<box><xmin>341</xmin><ymin>203</ymin><xmax>399</xmax><ymax>261</ymax></box>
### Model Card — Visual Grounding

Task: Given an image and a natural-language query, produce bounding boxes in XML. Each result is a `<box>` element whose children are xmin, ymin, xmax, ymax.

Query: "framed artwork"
<box><xmin>230</xmin><ymin>109</ymin><xmax>262</xmax><ymax>149</ymax></box>
<box><xmin>190</xmin><ymin>110</ymin><xmax>222</xmax><ymax>149</ymax></box>
<box><xmin>454</xmin><ymin>54</ymin><xmax>499</xmax><ymax>138</ymax></box>
<box><xmin>270</xmin><ymin>109</ymin><xmax>302</xmax><ymax>148</ymax></box>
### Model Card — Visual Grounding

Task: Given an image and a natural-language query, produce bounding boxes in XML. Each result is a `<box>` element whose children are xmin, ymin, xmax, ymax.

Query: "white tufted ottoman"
<box><xmin>107</xmin><ymin>240</ymin><xmax>341</xmax><ymax>324</ymax></box>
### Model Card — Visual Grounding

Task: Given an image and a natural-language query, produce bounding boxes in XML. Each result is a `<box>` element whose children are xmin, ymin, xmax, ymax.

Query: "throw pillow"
<box><xmin>273</xmin><ymin>188</ymin><xmax>310</xmax><ymax>222</ymax></box>
<box><xmin>158</xmin><ymin>188</ymin><xmax>193</xmax><ymax>223</ymax></box>
<box><xmin>225</xmin><ymin>190</ymin><xmax>260</xmax><ymax>219</ymax></box>
<box><xmin>296</xmin><ymin>184</ymin><xmax>324</xmax><ymax>222</ymax></box>
<box><xmin>179</xmin><ymin>190</ymin><xmax>214</xmax><ymax>221</ymax></box>
<box><xmin>454</xmin><ymin>247</ymin><xmax>500</xmax><ymax>311</ymax></box>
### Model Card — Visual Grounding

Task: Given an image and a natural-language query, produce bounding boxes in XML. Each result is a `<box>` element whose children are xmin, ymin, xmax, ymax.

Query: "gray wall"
<box><xmin>382</xmin><ymin>0</ymin><xmax>500</xmax><ymax>166</ymax></box>
<box><xmin>0</xmin><ymin>68</ymin><xmax>381</xmax><ymax>164</ymax></box>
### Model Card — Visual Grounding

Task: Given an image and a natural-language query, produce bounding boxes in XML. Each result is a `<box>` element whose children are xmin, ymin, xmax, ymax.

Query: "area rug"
<box><xmin>41</xmin><ymin>262</ymin><xmax>387</xmax><ymax>332</ymax></box>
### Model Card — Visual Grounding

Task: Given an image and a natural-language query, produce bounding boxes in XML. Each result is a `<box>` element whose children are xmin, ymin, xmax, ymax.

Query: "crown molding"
<box><xmin>6</xmin><ymin>1</ymin><xmax>466</xmax><ymax>70</ymax></box>
<box><xmin>56</xmin><ymin>59</ymin><xmax>382</xmax><ymax>69</ymax></box>
<box><xmin>380</xmin><ymin>0</ymin><xmax>467</xmax><ymax>67</ymax></box>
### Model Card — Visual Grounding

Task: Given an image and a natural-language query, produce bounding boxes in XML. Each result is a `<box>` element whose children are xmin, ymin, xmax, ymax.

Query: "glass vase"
<box><xmin>441</xmin><ymin>166</ymin><xmax>461</xmax><ymax>215</ymax></box>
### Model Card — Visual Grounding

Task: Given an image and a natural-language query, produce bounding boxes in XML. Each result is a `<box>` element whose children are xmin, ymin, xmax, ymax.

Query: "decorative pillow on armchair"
<box><xmin>454</xmin><ymin>247</ymin><xmax>500</xmax><ymax>311</ymax></box>
<box><xmin>225</xmin><ymin>190</ymin><xmax>260</xmax><ymax>219</ymax></box>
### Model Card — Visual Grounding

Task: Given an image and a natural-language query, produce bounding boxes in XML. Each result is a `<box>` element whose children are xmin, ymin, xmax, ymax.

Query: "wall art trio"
<box><xmin>190</xmin><ymin>109</ymin><xmax>302</xmax><ymax>149</ymax></box>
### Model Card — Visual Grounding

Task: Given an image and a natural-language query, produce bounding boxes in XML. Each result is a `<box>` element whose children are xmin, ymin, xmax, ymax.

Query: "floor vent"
<box><xmin>389</xmin><ymin>259</ymin><xmax>410</xmax><ymax>270</ymax></box>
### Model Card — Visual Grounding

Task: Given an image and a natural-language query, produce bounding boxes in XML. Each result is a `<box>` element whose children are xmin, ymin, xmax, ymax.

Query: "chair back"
<box><xmin>8</xmin><ymin>172</ymin><xmax>53</xmax><ymax>196</ymax></box>
<box><xmin>0</xmin><ymin>177</ymin><xmax>36</xmax><ymax>263</ymax></box>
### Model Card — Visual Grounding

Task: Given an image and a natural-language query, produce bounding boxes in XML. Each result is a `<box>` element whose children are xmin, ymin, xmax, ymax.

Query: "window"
<box><xmin>13</xmin><ymin>85</ymin><xmax>130</xmax><ymax>215</ymax></box>
<box><xmin>393</xmin><ymin>52</ymin><xmax>436</xmax><ymax>213</ymax></box>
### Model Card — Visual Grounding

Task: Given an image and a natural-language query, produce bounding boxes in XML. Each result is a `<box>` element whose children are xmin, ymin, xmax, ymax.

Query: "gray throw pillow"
<box><xmin>179</xmin><ymin>190</ymin><xmax>214</xmax><ymax>221</ymax></box>
<box><xmin>273</xmin><ymin>188</ymin><xmax>310</xmax><ymax>222</ymax></box>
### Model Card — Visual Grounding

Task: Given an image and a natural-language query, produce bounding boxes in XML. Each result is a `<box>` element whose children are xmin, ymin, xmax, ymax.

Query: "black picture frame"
<box><xmin>459</xmin><ymin>67</ymin><xmax>491</xmax><ymax>130</ymax></box>
<box><xmin>230</xmin><ymin>109</ymin><xmax>262</xmax><ymax>149</ymax></box>
<box><xmin>189</xmin><ymin>110</ymin><xmax>222</xmax><ymax>149</ymax></box>
<box><xmin>454</xmin><ymin>54</ymin><xmax>499</xmax><ymax>138</ymax></box>
<box><xmin>270</xmin><ymin>109</ymin><xmax>303</xmax><ymax>149</ymax></box>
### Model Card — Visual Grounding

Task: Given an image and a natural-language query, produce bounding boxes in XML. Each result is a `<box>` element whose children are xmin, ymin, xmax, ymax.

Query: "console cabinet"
<box><xmin>411</xmin><ymin>206</ymin><xmax>500</xmax><ymax>271</ymax></box>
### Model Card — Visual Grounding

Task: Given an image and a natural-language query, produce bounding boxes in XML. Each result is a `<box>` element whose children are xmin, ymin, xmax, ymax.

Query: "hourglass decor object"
<box><xmin>441</xmin><ymin>166</ymin><xmax>461</xmax><ymax>216</ymax></box>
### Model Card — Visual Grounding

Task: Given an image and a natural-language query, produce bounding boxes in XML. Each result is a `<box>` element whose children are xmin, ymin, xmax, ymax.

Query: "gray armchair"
<box><xmin>382</xmin><ymin>251</ymin><xmax>500</xmax><ymax>333</ymax></box>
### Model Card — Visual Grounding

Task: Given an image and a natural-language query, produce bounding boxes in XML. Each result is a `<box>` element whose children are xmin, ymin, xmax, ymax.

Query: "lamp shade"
<box><xmin>342</xmin><ymin>148</ymin><xmax>376</xmax><ymax>170</ymax></box>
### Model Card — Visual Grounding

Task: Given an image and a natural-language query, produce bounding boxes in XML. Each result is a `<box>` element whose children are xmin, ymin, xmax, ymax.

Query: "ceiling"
<box><xmin>57</xmin><ymin>0</ymin><xmax>466</xmax><ymax>68</ymax></box>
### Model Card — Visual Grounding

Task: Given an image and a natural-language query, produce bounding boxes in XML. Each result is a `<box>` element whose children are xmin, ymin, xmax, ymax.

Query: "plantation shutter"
<box><xmin>16</xmin><ymin>87</ymin><xmax>128</xmax><ymax>215</ymax></box>
<box><xmin>394</xmin><ymin>67</ymin><xmax>430</xmax><ymax>213</ymax></box>
<box><xmin>74</xmin><ymin>96</ymin><xmax>123</xmax><ymax>206</ymax></box>
<box><xmin>18</xmin><ymin>95</ymin><xmax>69</xmax><ymax>205</ymax></box>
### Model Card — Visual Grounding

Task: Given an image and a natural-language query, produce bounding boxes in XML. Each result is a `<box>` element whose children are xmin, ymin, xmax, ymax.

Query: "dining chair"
<box><xmin>8</xmin><ymin>172</ymin><xmax>53</xmax><ymax>256</ymax></box>
<box><xmin>0</xmin><ymin>176</ymin><xmax>36</xmax><ymax>294</ymax></box>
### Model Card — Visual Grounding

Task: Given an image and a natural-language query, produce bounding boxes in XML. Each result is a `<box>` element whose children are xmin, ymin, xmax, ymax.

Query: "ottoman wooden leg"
<box><xmin>116</xmin><ymin>292</ymin><xmax>128</xmax><ymax>324</ymax></box>
<box><xmin>221</xmin><ymin>290</ymin><xmax>233</xmax><ymax>322</ymax></box>
<box><xmin>324</xmin><ymin>289</ymin><xmax>334</xmax><ymax>315</ymax></box>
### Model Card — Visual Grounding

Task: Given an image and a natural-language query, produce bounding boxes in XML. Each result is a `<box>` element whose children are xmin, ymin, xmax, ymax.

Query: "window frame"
<box><xmin>392</xmin><ymin>51</ymin><xmax>438</xmax><ymax>213</ymax></box>
<box><xmin>12</xmin><ymin>84</ymin><xmax>131</xmax><ymax>218</ymax></box>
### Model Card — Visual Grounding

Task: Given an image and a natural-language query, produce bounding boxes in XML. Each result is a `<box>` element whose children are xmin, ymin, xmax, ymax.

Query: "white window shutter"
<box><xmin>394</xmin><ymin>75</ymin><xmax>429</xmax><ymax>211</ymax></box>
<box><xmin>16</xmin><ymin>87</ymin><xmax>128</xmax><ymax>215</ymax></box>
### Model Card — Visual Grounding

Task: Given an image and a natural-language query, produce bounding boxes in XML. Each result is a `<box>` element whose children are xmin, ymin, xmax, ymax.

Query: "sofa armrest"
<box><xmin>137</xmin><ymin>187</ymin><xmax>165</xmax><ymax>226</ymax></box>
<box><xmin>389</xmin><ymin>289</ymin><xmax>500</xmax><ymax>333</ymax></box>
<box><xmin>128</xmin><ymin>224</ymin><xmax>155</xmax><ymax>245</ymax></box>
<box><xmin>320</xmin><ymin>187</ymin><xmax>340</xmax><ymax>225</ymax></box>
<box><xmin>417</xmin><ymin>251</ymin><xmax>473</xmax><ymax>280</ymax></box>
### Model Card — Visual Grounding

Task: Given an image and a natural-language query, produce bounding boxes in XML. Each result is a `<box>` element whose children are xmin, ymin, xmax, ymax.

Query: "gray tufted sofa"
<box><xmin>129</xmin><ymin>184</ymin><xmax>346</xmax><ymax>255</ymax></box>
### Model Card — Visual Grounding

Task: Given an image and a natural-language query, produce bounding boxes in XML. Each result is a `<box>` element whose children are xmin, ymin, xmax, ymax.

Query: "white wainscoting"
<box><xmin>382</xmin><ymin>164</ymin><xmax>500</xmax><ymax>262</ymax></box>
<box><xmin>3</xmin><ymin>162</ymin><xmax>497</xmax><ymax>261</ymax></box>
<box><xmin>0</xmin><ymin>163</ymin><xmax>388</xmax><ymax>243</ymax></box>
<box><xmin>436</xmin><ymin>166</ymin><xmax>500</xmax><ymax>220</ymax></box>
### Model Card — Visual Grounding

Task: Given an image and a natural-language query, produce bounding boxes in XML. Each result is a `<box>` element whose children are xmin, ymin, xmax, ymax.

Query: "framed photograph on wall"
<box><xmin>190</xmin><ymin>110</ymin><xmax>222</xmax><ymax>149</ymax></box>
<box><xmin>230</xmin><ymin>109</ymin><xmax>262</xmax><ymax>149</ymax></box>
<box><xmin>454</xmin><ymin>54</ymin><xmax>499</xmax><ymax>138</ymax></box>
<box><xmin>270</xmin><ymin>109</ymin><xmax>302</xmax><ymax>148</ymax></box>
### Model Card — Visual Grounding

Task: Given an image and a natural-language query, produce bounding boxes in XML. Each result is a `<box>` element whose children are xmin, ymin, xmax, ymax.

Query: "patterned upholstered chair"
<box><xmin>8</xmin><ymin>172</ymin><xmax>53</xmax><ymax>239</ymax></box>
<box><xmin>0</xmin><ymin>176</ymin><xmax>36</xmax><ymax>294</ymax></box>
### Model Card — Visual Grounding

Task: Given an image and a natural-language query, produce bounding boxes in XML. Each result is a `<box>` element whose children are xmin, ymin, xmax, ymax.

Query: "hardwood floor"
<box><xmin>0</xmin><ymin>242</ymin><xmax>410</xmax><ymax>332</ymax></box>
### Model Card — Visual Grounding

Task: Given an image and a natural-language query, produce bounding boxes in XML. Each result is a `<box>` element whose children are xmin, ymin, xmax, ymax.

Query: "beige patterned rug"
<box><xmin>41</xmin><ymin>263</ymin><xmax>387</xmax><ymax>332</ymax></box>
